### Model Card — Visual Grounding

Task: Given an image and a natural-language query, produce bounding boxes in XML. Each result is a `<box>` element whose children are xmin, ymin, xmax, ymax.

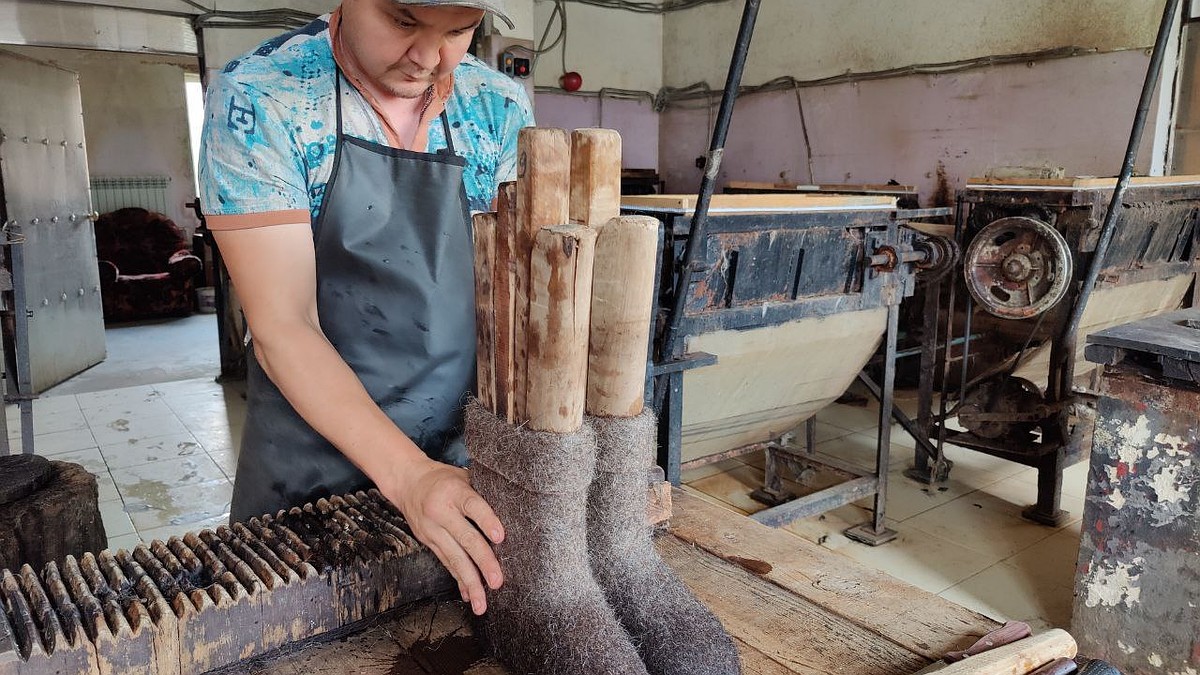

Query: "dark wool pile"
<box><xmin>588</xmin><ymin>411</ymin><xmax>742</xmax><ymax>675</ymax></box>
<box><xmin>466</xmin><ymin>402</ymin><xmax>650</xmax><ymax>675</ymax></box>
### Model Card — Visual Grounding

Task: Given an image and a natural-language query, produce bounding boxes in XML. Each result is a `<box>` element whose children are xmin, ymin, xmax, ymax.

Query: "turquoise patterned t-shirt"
<box><xmin>199</xmin><ymin>15</ymin><xmax>534</xmax><ymax>224</ymax></box>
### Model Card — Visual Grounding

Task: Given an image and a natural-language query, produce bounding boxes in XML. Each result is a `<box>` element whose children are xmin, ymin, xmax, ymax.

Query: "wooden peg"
<box><xmin>570</xmin><ymin>128</ymin><xmax>622</xmax><ymax>227</ymax></box>
<box><xmin>513</xmin><ymin>128</ymin><xmax>570</xmax><ymax>424</ymax></box>
<box><xmin>586</xmin><ymin>215</ymin><xmax>659</xmax><ymax>417</ymax></box>
<box><xmin>493</xmin><ymin>182</ymin><xmax>518</xmax><ymax>422</ymax></box>
<box><xmin>472</xmin><ymin>213</ymin><xmax>497</xmax><ymax>414</ymax></box>
<box><xmin>524</xmin><ymin>224</ymin><xmax>597</xmax><ymax>432</ymax></box>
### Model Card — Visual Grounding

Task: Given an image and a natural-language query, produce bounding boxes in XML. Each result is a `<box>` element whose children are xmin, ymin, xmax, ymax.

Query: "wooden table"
<box><xmin>234</xmin><ymin>490</ymin><xmax>998</xmax><ymax>675</ymax></box>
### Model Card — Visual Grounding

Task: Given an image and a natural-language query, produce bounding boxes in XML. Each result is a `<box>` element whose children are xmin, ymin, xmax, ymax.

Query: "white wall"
<box><xmin>0</xmin><ymin>1</ymin><xmax>196</xmax><ymax>54</ymax></box>
<box><xmin>531</xmin><ymin>0</ymin><xmax>661</xmax><ymax>92</ymax></box>
<box><xmin>7</xmin><ymin>46</ymin><xmax>201</xmax><ymax>234</ymax></box>
<box><xmin>663</xmin><ymin>0</ymin><xmax>1165</xmax><ymax>88</ymax></box>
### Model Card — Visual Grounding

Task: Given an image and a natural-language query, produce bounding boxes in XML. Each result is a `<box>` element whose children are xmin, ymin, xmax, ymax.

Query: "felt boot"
<box><xmin>587</xmin><ymin>411</ymin><xmax>742</xmax><ymax>675</ymax></box>
<box><xmin>466</xmin><ymin>402</ymin><xmax>650</xmax><ymax>675</ymax></box>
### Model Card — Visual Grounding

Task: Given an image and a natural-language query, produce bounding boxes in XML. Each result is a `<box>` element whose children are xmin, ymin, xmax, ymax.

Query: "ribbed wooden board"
<box><xmin>241</xmin><ymin>488</ymin><xmax>1001</xmax><ymax>674</ymax></box>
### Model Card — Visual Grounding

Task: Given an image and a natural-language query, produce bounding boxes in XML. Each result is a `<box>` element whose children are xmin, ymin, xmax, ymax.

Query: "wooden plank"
<box><xmin>726</xmin><ymin>180</ymin><xmax>917</xmax><ymax>193</ymax></box>
<box><xmin>656</xmin><ymin>535</ymin><xmax>927</xmax><ymax>675</ymax></box>
<box><xmin>586</xmin><ymin>215</ymin><xmax>658</xmax><ymax>417</ymax></box>
<box><xmin>668</xmin><ymin>488</ymin><xmax>998</xmax><ymax>660</ymax></box>
<box><xmin>472</xmin><ymin>213</ymin><xmax>497</xmax><ymax>414</ymax></box>
<box><xmin>621</xmin><ymin>193</ymin><xmax>896</xmax><ymax>211</ymax></box>
<box><xmin>569</xmin><ymin>128</ymin><xmax>622</xmax><ymax>227</ymax></box>
<box><xmin>513</xmin><ymin>128</ymin><xmax>570</xmax><ymax>424</ymax></box>
<box><xmin>524</xmin><ymin>224</ymin><xmax>596</xmax><ymax>432</ymax></box>
<box><xmin>966</xmin><ymin>174</ymin><xmax>1200</xmax><ymax>189</ymax></box>
<box><xmin>494</xmin><ymin>182</ymin><xmax>518</xmax><ymax>422</ymax></box>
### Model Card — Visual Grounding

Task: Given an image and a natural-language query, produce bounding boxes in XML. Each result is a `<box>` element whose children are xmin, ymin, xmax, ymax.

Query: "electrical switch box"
<box><xmin>500</xmin><ymin>51</ymin><xmax>531</xmax><ymax>78</ymax></box>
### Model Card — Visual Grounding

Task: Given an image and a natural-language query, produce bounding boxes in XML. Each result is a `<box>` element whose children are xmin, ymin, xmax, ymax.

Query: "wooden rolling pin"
<box><xmin>913</xmin><ymin>629</ymin><xmax>1078</xmax><ymax>675</ymax></box>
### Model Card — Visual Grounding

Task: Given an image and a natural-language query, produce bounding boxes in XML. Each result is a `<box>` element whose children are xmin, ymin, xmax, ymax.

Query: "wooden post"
<box><xmin>586</xmin><ymin>216</ymin><xmax>659</xmax><ymax>417</ymax></box>
<box><xmin>525</xmin><ymin>224</ymin><xmax>597</xmax><ymax>433</ymax></box>
<box><xmin>472</xmin><ymin>213</ymin><xmax>497</xmax><ymax>414</ymax></box>
<box><xmin>570</xmin><ymin>128</ymin><xmax>622</xmax><ymax>227</ymax></box>
<box><xmin>493</xmin><ymin>182</ymin><xmax>518</xmax><ymax>422</ymax></box>
<box><xmin>513</xmin><ymin>128</ymin><xmax>570</xmax><ymax>424</ymax></box>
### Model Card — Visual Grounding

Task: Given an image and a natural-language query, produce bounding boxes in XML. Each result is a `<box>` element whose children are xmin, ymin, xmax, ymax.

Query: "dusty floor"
<box><xmin>8</xmin><ymin>316</ymin><xmax>1083</xmax><ymax>633</ymax></box>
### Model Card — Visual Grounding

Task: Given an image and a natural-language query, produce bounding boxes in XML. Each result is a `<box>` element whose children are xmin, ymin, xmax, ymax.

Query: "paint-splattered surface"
<box><xmin>1074</xmin><ymin>368</ymin><xmax>1200</xmax><ymax>675</ymax></box>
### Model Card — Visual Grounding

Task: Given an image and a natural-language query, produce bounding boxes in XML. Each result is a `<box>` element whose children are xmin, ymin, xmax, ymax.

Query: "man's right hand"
<box><xmin>383</xmin><ymin>457</ymin><xmax>505</xmax><ymax>616</ymax></box>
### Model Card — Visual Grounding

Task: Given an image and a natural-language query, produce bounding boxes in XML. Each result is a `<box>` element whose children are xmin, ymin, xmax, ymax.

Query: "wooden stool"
<box><xmin>0</xmin><ymin>454</ymin><xmax>107</xmax><ymax>570</ymax></box>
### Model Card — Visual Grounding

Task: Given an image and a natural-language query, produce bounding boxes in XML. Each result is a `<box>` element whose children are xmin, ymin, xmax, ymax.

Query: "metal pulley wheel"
<box><xmin>963</xmin><ymin>216</ymin><xmax>1072</xmax><ymax>319</ymax></box>
<box><xmin>913</xmin><ymin>234</ymin><xmax>960</xmax><ymax>281</ymax></box>
<box><xmin>957</xmin><ymin>376</ymin><xmax>1046</xmax><ymax>440</ymax></box>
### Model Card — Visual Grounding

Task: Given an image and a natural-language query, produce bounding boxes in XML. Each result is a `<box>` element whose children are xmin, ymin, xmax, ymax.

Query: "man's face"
<box><xmin>341</xmin><ymin>0</ymin><xmax>484</xmax><ymax>99</ymax></box>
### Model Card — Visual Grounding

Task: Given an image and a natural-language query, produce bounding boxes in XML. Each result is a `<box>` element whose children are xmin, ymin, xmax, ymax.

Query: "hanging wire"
<box><xmin>536</xmin><ymin>44</ymin><xmax>1096</xmax><ymax>112</ymax></box>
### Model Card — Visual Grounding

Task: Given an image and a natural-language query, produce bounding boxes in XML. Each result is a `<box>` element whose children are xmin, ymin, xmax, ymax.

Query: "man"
<box><xmin>198</xmin><ymin>0</ymin><xmax>533</xmax><ymax>617</ymax></box>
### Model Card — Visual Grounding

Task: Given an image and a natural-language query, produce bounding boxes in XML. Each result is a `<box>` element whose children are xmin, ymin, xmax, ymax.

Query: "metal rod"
<box><xmin>1056</xmin><ymin>0</ymin><xmax>1182</xmax><ymax>401</ymax></box>
<box><xmin>871</xmin><ymin>302</ymin><xmax>900</xmax><ymax>533</ymax></box>
<box><xmin>10</xmin><ymin>240</ymin><xmax>35</xmax><ymax>454</ymax></box>
<box><xmin>660</xmin><ymin>0</ymin><xmax>761</xmax><ymax>361</ymax></box>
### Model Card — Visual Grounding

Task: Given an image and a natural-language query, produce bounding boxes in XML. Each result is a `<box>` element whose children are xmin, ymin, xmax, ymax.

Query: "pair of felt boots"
<box><xmin>466</xmin><ymin>402</ymin><xmax>742</xmax><ymax>675</ymax></box>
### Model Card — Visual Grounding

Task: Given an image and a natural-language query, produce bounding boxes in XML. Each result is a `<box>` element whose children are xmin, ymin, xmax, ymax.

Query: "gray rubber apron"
<box><xmin>230</xmin><ymin>75</ymin><xmax>476</xmax><ymax>523</ymax></box>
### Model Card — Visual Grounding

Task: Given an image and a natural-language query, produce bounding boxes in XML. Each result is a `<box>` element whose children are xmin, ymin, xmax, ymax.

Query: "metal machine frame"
<box><xmin>640</xmin><ymin>202</ymin><xmax>952</xmax><ymax>544</ymax></box>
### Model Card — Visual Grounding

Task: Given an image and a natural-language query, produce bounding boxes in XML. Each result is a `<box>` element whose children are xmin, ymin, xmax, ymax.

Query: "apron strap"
<box><xmin>334</xmin><ymin>72</ymin><xmax>345</xmax><ymax>136</ymax></box>
<box><xmin>439</xmin><ymin>111</ymin><xmax>456</xmax><ymax>156</ymax></box>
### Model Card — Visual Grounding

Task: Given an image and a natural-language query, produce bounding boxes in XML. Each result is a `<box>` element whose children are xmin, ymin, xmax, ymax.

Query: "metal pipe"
<box><xmin>660</xmin><ymin>0</ymin><xmax>761</xmax><ymax>361</ymax></box>
<box><xmin>1056</xmin><ymin>0</ymin><xmax>1182</xmax><ymax>401</ymax></box>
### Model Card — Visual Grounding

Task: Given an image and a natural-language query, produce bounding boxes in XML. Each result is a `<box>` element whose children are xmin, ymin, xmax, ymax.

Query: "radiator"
<box><xmin>89</xmin><ymin>175</ymin><xmax>171</xmax><ymax>215</ymax></box>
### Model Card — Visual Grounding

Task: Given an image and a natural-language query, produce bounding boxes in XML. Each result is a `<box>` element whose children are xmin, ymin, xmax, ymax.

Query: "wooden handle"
<box><xmin>931</xmin><ymin>630</ymin><xmax>1077</xmax><ymax>675</ymax></box>
<box><xmin>586</xmin><ymin>215</ymin><xmax>659</xmax><ymax>417</ymax></box>
<box><xmin>514</xmin><ymin>128</ymin><xmax>570</xmax><ymax>424</ymax></box>
<box><xmin>525</xmin><ymin>224</ymin><xmax>597</xmax><ymax>432</ymax></box>
<box><xmin>494</xmin><ymin>182</ymin><xmax>518</xmax><ymax>422</ymax></box>
<box><xmin>472</xmin><ymin>213</ymin><xmax>497</xmax><ymax>414</ymax></box>
<box><xmin>570</xmin><ymin>128</ymin><xmax>622</xmax><ymax>227</ymax></box>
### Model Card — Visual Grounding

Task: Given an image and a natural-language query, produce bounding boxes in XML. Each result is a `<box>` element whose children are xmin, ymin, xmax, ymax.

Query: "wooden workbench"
<box><xmin>232</xmin><ymin>490</ymin><xmax>998</xmax><ymax>675</ymax></box>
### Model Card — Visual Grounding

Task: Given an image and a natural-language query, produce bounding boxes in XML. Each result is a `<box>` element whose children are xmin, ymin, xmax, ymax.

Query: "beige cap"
<box><xmin>392</xmin><ymin>0</ymin><xmax>515</xmax><ymax>30</ymax></box>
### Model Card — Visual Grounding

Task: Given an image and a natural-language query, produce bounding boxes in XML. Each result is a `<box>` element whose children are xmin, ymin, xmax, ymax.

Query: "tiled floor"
<box><xmin>681</xmin><ymin>393</ymin><xmax>1086</xmax><ymax>633</ymax></box>
<box><xmin>7</xmin><ymin>377</ymin><xmax>248</xmax><ymax>552</ymax></box>
<box><xmin>10</xmin><ymin>369</ymin><xmax>1084</xmax><ymax>634</ymax></box>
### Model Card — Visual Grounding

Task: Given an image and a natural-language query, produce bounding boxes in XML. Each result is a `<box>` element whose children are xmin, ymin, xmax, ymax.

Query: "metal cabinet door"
<box><xmin>0</xmin><ymin>50</ymin><xmax>105</xmax><ymax>394</ymax></box>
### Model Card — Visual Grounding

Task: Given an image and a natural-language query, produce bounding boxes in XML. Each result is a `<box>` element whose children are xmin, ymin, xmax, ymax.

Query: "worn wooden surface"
<box><xmin>236</xmin><ymin>488</ymin><xmax>997</xmax><ymax>675</ymax></box>
<box><xmin>621</xmin><ymin>193</ymin><xmax>896</xmax><ymax>212</ymax></box>
<box><xmin>966</xmin><ymin>175</ymin><xmax>1200</xmax><ymax>189</ymax></box>
<box><xmin>513</xmin><ymin>128</ymin><xmax>570</xmax><ymax>425</ymax></box>
<box><xmin>569</xmin><ymin>128</ymin><xmax>621</xmax><ymax>227</ymax></box>
<box><xmin>493</xmin><ymin>183</ymin><xmax>518</xmax><ymax>423</ymax></box>
<box><xmin>524</xmin><ymin>224</ymin><xmax>596</xmax><ymax>432</ymax></box>
<box><xmin>471</xmin><ymin>213</ymin><xmax>497</xmax><ymax>414</ymax></box>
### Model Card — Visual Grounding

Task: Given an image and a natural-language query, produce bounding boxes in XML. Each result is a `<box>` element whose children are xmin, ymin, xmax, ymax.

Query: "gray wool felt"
<box><xmin>588</xmin><ymin>411</ymin><xmax>742</xmax><ymax>675</ymax></box>
<box><xmin>466</xmin><ymin>402</ymin><xmax>650</xmax><ymax>675</ymax></box>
